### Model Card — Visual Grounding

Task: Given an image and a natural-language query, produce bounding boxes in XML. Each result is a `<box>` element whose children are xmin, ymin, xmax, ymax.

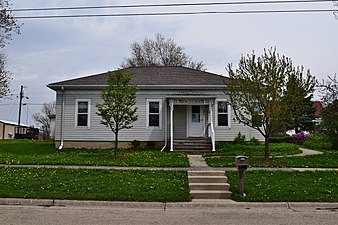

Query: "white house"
<box><xmin>48</xmin><ymin>66</ymin><xmax>263</xmax><ymax>151</ymax></box>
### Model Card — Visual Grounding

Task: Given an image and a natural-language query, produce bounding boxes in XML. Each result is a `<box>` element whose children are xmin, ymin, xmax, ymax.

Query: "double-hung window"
<box><xmin>75</xmin><ymin>99</ymin><xmax>90</xmax><ymax>128</ymax></box>
<box><xmin>217</xmin><ymin>100</ymin><xmax>229</xmax><ymax>127</ymax></box>
<box><xmin>147</xmin><ymin>99</ymin><xmax>161</xmax><ymax>128</ymax></box>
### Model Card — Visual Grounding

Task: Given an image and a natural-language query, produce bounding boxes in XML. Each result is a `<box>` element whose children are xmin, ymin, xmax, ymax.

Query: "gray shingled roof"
<box><xmin>48</xmin><ymin>66</ymin><xmax>228</xmax><ymax>89</ymax></box>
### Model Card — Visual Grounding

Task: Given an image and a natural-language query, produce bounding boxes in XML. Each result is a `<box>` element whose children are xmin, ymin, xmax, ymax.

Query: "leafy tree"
<box><xmin>318</xmin><ymin>75</ymin><xmax>338</xmax><ymax>149</ymax></box>
<box><xmin>225</xmin><ymin>48</ymin><xmax>315</xmax><ymax>160</ymax></box>
<box><xmin>0</xmin><ymin>0</ymin><xmax>21</xmax><ymax>98</ymax></box>
<box><xmin>283</xmin><ymin>73</ymin><xmax>316</xmax><ymax>133</ymax></box>
<box><xmin>96</xmin><ymin>70</ymin><xmax>138</xmax><ymax>157</ymax></box>
<box><xmin>121</xmin><ymin>33</ymin><xmax>205</xmax><ymax>70</ymax></box>
<box><xmin>32</xmin><ymin>101</ymin><xmax>56</xmax><ymax>138</ymax></box>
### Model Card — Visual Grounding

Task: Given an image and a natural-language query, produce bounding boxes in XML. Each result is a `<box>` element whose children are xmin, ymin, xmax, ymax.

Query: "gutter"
<box><xmin>58</xmin><ymin>86</ymin><xmax>65</xmax><ymax>150</ymax></box>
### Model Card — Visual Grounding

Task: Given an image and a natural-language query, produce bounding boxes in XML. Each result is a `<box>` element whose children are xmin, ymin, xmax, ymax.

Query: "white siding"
<box><xmin>54</xmin><ymin>88</ymin><xmax>264</xmax><ymax>143</ymax></box>
<box><xmin>173</xmin><ymin>105</ymin><xmax>187</xmax><ymax>138</ymax></box>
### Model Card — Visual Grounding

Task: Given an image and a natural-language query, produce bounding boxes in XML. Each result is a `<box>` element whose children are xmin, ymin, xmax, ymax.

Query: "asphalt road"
<box><xmin>0</xmin><ymin>204</ymin><xmax>337</xmax><ymax>225</ymax></box>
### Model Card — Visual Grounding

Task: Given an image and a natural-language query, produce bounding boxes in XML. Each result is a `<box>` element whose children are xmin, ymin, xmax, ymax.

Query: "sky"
<box><xmin>0</xmin><ymin>0</ymin><xmax>337</xmax><ymax>127</ymax></box>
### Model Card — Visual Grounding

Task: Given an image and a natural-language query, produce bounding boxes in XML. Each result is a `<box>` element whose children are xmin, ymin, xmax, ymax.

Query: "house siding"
<box><xmin>173</xmin><ymin>105</ymin><xmax>187</xmax><ymax>138</ymax></box>
<box><xmin>54</xmin><ymin>88</ymin><xmax>264</xmax><ymax>148</ymax></box>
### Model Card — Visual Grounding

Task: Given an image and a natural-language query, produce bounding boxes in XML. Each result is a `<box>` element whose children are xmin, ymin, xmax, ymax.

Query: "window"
<box><xmin>147</xmin><ymin>100</ymin><xmax>161</xmax><ymax>128</ymax></box>
<box><xmin>191</xmin><ymin>105</ymin><xmax>201</xmax><ymax>123</ymax></box>
<box><xmin>217</xmin><ymin>100</ymin><xmax>229</xmax><ymax>127</ymax></box>
<box><xmin>75</xmin><ymin>99</ymin><xmax>90</xmax><ymax>127</ymax></box>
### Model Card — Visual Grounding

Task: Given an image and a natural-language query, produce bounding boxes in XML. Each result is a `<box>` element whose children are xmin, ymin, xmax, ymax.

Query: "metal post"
<box><xmin>238</xmin><ymin>169</ymin><xmax>244</xmax><ymax>197</ymax></box>
<box><xmin>17</xmin><ymin>85</ymin><xmax>24</xmax><ymax>134</ymax></box>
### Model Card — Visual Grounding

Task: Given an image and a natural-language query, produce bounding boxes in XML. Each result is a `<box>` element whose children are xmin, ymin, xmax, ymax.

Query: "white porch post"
<box><xmin>209</xmin><ymin>100</ymin><xmax>216</xmax><ymax>152</ymax></box>
<box><xmin>169</xmin><ymin>100</ymin><xmax>174</xmax><ymax>152</ymax></box>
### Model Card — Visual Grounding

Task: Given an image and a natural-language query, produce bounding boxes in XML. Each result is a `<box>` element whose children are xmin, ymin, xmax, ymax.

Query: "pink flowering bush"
<box><xmin>292</xmin><ymin>132</ymin><xmax>309</xmax><ymax>144</ymax></box>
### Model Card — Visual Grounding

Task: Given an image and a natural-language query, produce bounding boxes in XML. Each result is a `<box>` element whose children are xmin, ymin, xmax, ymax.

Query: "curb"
<box><xmin>1</xmin><ymin>198</ymin><xmax>337</xmax><ymax>210</ymax></box>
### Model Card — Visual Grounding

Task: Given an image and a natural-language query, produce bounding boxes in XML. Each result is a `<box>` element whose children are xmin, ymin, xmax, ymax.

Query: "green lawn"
<box><xmin>227</xmin><ymin>170</ymin><xmax>338</xmax><ymax>202</ymax></box>
<box><xmin>205</xmin><ymin>141</ymin><xmax>338</xmax><ymax>168</ymax></box>
<box><xmin>0</xmin><ymin>167</ymin><xmax>191</xmax><ymax>202</ymax></box>
<box><xmin>0</xmin><ymin>140</ymin><xmax>189</xmax><ymax>167</ymax></box>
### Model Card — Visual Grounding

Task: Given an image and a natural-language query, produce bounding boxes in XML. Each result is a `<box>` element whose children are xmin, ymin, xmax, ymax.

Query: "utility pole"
<box><xmin>17</xmin><ymin>85</ymin><xmax>24</xmax><ymax>135</ymax></box>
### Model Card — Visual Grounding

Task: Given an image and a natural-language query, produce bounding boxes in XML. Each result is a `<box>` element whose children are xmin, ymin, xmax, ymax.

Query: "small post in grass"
<box><xmin>235</xmin><ymin>156</ymin><xmax>249</xmax><ymax>197</ymax></box>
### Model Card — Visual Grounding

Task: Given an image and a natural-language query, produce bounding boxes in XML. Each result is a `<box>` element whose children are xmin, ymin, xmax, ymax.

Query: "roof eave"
<box><xmin>47</xmin><ymin>84</ymin><xmax>226</xmax><ymax>91</ymax></box>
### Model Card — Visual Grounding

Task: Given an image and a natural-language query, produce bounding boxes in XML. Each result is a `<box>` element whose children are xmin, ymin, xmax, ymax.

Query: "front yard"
<box><xmin>0</xmin><ymin>167</ymin><xmax>190</xmax><ymax>202</ymax></box>
<box><xmin>205</xmin><ymin>141</ymin><xmax>338</xmax><ymax>168</ymax></box>
<box><xmin>0</xmin><ymin>138</ymin><xmax>337</xmax><ymax>202</ymax></box>
<box><xmin>0</xmin><ymin>140</ymin><xmax>189</xmax><ymax>167</ymax></box>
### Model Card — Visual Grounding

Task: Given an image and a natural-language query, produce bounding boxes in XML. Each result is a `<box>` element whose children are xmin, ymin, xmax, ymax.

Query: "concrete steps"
<box><xmin>174</xmin><ymin>138</ymin><xmax>212</xmax><ymax>153</ymax></box>
<box><xmin>188</xmin><ymin>171</ymin><xmax>232</xmax><ymax>200</ymax></box>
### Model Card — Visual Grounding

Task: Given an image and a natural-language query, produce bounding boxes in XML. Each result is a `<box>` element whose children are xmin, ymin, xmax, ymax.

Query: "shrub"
<box><xmin>131</xmin><ymin>140</ymin><xmax>141</xmax><ymax>149</ymax></box>
<box><xmin>302</xmin><ymin>134</ymin><xmax>333</xmax><ymax>150</ymax></box>
<box><xmin>292</xmin><ymin>132</ymin><xmax>309</xmax><ymax>145</ymax></box>
<box><xmin>234</xmin><ymin>132</ymin><xmax>246</xmax><ymax>145</ymax></box>
<box><xmin>269</xmin><ymin>136</ymin><xmax>293</xmax><ymax>143</ymax></box>
<box><xmin>249</xmin><ymin>137</ymin><xmax>260</xmax><ymax>145</ymax></box>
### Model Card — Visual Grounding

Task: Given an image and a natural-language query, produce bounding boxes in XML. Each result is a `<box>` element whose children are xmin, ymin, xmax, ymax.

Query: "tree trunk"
<box><xmin>264</xmin><ymin>136</ymin><xmax>270</xmax><ymax>161</ymax></box>
<box><xmin>114</xmin><ymin>131</ymin><xmax>119</xmax><ymax>158</ymax></box>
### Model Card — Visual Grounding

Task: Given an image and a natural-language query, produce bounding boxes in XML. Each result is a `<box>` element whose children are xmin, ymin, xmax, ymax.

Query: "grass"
<box><xmin>227</xmin><ymin>170</ymin><xmax>338</xmax><ymax>202</ymax></box>
<box><xmin>205</xmin><ymin>139</ymin><xmax>338</xmax><ymax>168</ymax></box>
<box><xmin>0</xmin><ymin>140</ymin><xmax>189</xmax><ymax>167</ymax></box>
<box><xmin>0</xmin><ymin>167</ymin><xmax>191</xmax><ymax>202</ymax></box>
<box><xmin>212</xmin><ymin>142</ymin><xmax>301</xmax><ymax>157</ymax></box>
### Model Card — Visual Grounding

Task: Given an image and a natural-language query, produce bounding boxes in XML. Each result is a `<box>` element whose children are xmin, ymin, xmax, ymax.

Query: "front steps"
<box><xmin>188</xmin><ymin>171</ymin><xmax>232</xmax><ymax>199</ymax></box>
<box><xmin>173</xmin><ymin>138</ymin><xmax>212</xmax><ymax>153</ymax></box>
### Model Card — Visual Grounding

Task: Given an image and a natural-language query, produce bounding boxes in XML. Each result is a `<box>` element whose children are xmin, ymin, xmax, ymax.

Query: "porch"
<box><xmin>165</xmin><ymin>97</ymin><xmax>216</xmax><ymax>152</ymax></box>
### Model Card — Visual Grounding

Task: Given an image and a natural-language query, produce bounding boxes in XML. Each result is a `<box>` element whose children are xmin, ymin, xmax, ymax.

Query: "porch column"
<box><xmin>169</xmin><ymin>100</ymin><xmax>174</xmax><ymax>152</ymax></box>
<box><xmin>209</xmin><ymin>100</ymin><xmax>216</xmax><ymax>152</ymax></box>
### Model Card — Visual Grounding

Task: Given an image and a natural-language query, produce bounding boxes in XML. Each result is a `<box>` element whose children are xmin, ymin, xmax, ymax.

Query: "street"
<box><xmin>0</xmin><ymin>204</ymin><xmax>337</xmax><ymax>225</ymax></box>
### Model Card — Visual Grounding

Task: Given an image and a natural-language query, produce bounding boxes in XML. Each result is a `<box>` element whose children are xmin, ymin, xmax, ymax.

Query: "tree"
<box><xmin>225</xmin><ymin>48</ymin><xmax>315</xmax><ymax>160</ymax></box>
<box><xmin>318</xmin><ymin>75</ymin><xmax>338</xmax><ymax>149</ymax></box>
<box><xmin>96</xmin><ymin>70</ymin><xmax>138</xmax><ymax>157</ymax></box>
<box><xmin>32</xmin><ymin>101</ymin><xmax>56</xmax><ymax>138</ymax></box>
<box><xmin>0</xmin><ymin>52</ymin><xmax>10</xmax><ymax>98</ymax></box>
<box><xmin>121</xmin><ymin>33</ymin><xmax>205</xmax><ymax>70</ymax></box>
<box><xmin>0</xmin><ymin>0</ymin><xmax>21</xmax><ymax>48</ymax></box>
<box><xmin>0</xmin><ymin>0</ymin><xmax>21</xmax><ymax>99</ymax></box>
<box><xmin>283</xmin><ymin>73</ymin><xmax>316</xmax><ymax>133</ymax></box>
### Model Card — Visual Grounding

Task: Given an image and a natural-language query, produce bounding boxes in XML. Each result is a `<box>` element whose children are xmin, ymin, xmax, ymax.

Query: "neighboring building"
<box><xmin>48</xmin><ymin>66</ymin><xmax>263</xmax><ymax>151</ymax></box>
<box><xmin>312</xmin><ymin>101</ymin><xmax>323</xmax><ymax>124</ymax></box>
<box><xmin>0</xmin><ymin>119</ymin><xmax>31</xmax><ymax>140</ymax></box>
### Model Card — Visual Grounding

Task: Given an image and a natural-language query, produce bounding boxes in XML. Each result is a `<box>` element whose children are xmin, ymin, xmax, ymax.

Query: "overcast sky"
<box><xmin>1</xmin><ymin>0</ymin><xmax>337</xmax><ymax>126</ymax></box>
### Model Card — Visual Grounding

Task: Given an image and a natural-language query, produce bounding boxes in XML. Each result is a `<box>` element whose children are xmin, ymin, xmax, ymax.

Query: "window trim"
<box><xmin>215</xmin><ymin>99</ymin><xmax>231</xmax><ymax>128</ymax></box>
<box><xmin>146</xmin><ymin>99</ymin><xmax>162</xmax><ymax>129</ymax></box>
<box><xmin>75</xmin><ymin>99</ymin><xmax>91</xmax><ymax>128</ymax></box>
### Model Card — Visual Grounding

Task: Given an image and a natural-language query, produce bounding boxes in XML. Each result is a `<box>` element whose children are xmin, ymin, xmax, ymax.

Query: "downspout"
<box><xmin>160</xmin><ymin>99</ymin><xmax>167</xmax><ymax>152</ymax></box>
<box><xmin>58</xmin><ymin>86</ymin><xmax>65</xmax><ymax>150</ymax></box>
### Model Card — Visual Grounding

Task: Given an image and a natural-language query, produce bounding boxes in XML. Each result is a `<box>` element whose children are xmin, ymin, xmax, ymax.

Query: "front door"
<box><xmin>188</xmin><ymin>105</ymin><xmax>204</xmax><ymax>137</ymax></box>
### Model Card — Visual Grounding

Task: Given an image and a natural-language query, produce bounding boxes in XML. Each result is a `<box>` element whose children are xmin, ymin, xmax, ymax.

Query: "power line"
<box><xmin>15</xmin><ymin>9</ymin><xmax>337</xmax><ymax>19</ymax></box>
<box><xmin>11</xmin><ymin>0</ymin><xmax>334</xmax><ymax>12</ymax></box>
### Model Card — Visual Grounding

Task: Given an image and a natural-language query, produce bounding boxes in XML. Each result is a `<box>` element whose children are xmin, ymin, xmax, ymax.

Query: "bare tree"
<box><xmin>121</xmin><ymin>33</ymin><xmax>205</xmax><ymax>70</ymax></box>
<box><xmin>33</xmin><ymin>101</ymin><xmax>56</xmax><ymax>138</ymax></box>
<box><xmin>318</xmin><ymin>75</ymin><xmax>338</xmax><ymax>107</ymax></box>
<box><xmin>0</xmin><ymin>0</ymin><xmax>21</xmax><ymax>48</ymax></box>
<box><xmin>0</xmin><ymin>52</ymin><xmax>10</xmax><ymax>98</ymax></box>
<box><xmin>318</xmin><ymin>74</ymin><xmax>338</xmax><ymax>149</ymax></box>
<box><xmin>0</xmin><ymin>0</ymin><xmax>21</xmax><ymax>98</ymax></box>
